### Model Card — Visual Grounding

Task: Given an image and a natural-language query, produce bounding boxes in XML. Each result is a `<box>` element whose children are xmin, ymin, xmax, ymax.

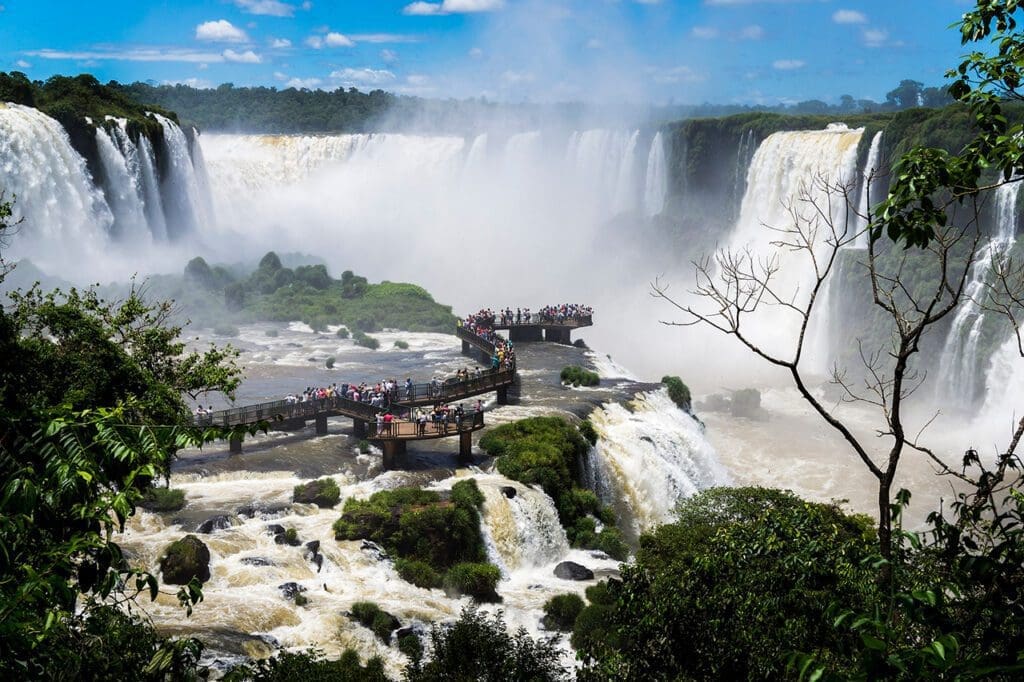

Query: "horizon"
<box><xmin>0</xmin><ymin>1</ymin><xmax>971</xmax><ymax>107</ymax></box>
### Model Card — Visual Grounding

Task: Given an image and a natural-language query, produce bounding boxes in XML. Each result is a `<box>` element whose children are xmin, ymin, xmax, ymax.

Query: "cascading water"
<box><xmin>0</xmin><ymin>102</ymin><xmax>114</xmax><ymax>269</ymax></box>
<box><xmin>852</xmin><ymin>131</ymin><xmax>884</xmax><ymax>249</ymax></box>
<box><xmin>136</xmin><ymin>134</ymin><xmax>169</xmax><ymax>241</ymax></box>
<box><xmin>643</xmin><ymin>131</ymin><xmax>668</xmax><ymax>217</ymax></box>
<box><xmin>611</xmin><ymin>130</ymin><xmax>640</xmax><ymax>214</ymax></box>
<box><xmin>585</xmin><ymin>389</ymin><xmax>730</xmax><ymax>536</ymax></box>
<box><xmin>938</xmin><ymin>180</ymin><xmax>1023</xmax><ymax>408</ymax></box>
<box><xmin>476</xmin><ymin>475</ymin><xmax>570</xmax><ymax>573</ymax></box>
<box><xmin>154</xmin><ymin>113</ymin><xmax>207</xmax><ymax>238</ymax></box>
<box><xmin>95</xmin><ymin>124</ymin><xmax>150</xmax><ymax>242</ymax></box>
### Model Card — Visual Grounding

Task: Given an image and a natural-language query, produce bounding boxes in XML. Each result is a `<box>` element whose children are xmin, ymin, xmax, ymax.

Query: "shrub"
<box><xmin>444</xmin><ymin>562</ymin><xmax>501</xmax><ymax>602</ymax></box>
<box><xmin>283</xmin><ymin>528</ymin><xmax>298</xmax><ymax>545</ymax></box>
<box><xmin>228</xmin><ymin>648</ymin><xmax>389</xmax><ymax>681</ymax></box>
<box><xmin>294</xmin><ymin>593</ymin><xmax>308</xmax><ymax>607</ymax></box>
<box><xmin>395</xmin><ymin>559</ymin><xmax>442</xmax><ymax>589</ymax></box>
<box><xmin>358</xmin><ymin>440</ymin><xmax>370</xmax><ymax>454</ymax></box>
<box><xmin>662</xmin><ymin>375</ymin><xmax>692</xmax><ymax>411</ymax></box>
<box><xmin>450</xmin><ymin>478</ymin><xmax>485</xmax><ymax>509</ymax></box>
<box><xmin>336</xmin><ymin>327</ymin><xmax>350</xmax><ymax>339</ymax></box>
<box><xmin>139</xmin><ymin>486</ymin><xmax>185</xmax><ymax>512</ymax></box>
<box><xmin>213</xmin><ymin>323</ymin><xmax>239</xmax><ymax>337</ymax></box>
<box><xmin>398</xmin><ymin>633</ymin><xmax>423</xmax><ymax>664</ymax></box>
<box><xmin>349</xmin><ymin>601</ymin><xmax>400</xmax><ymax>644</ymax></box>
<box><xmin>293</xmin><ymin>477</ymin><xmax>341</xmax><ymax>508</ymax></box>
<box><xmin>325</xmin><ymin>356</ymin><xmax>335</xmax><ymax>369</ymax></box>
<box><xmin>560</xmin><ymin>365</ymin><xmax>600</xmax><ymax>387</ymax></box>
<box><xmin>578</xmin><ymin>419</ymin><xmax>598</xmax><ymax>446</ymax></box>
<box><xmin>353</xmin><ymin>331</ymin><xmax>380</xmax><ymax>350</ymax></box>
<box><xmin>542</xmin><ymin>593</ymin><xmax>585</xmax><ymax>631</ymax></box>
<box><xmin>394</xmin><ymin>339</ymin><xmax>409</xmax><ymax>349</ymax></box>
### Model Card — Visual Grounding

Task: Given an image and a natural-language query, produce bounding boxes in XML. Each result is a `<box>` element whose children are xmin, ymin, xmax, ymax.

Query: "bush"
<box><xmin>398</xmin><ymin>633</ymin><xmax>423</xmax><ymax>664</ymax></box>
<box><xmin>353</xmin><ymin>331</ymin><xmax>380</xmax><ymax>350</ymax></box>
<box><xmin>227</xmin><ymin>647</ymin><xmax>388</xmax><ymax>681</ymax></box>
<box><xmin>139</xmin><ymin>486</ymin><xmax>186</xmax><ymax>512</ymax></box>
<box><xmin>450</xmin><ymin>478</ymin><xmax>485</xmax><ymax>509</ymax></box>
<box><xmin>393</xmin><ymin>339</ymin><xmax>409</xmax><ymax>349</ymax></box>
<box><xmin>336</xmin><ymin>327</ymin><xmax>350</xmax><ymax>339</ymax></box>
<box><xmin>293</xmin><ymin>477</ymin><xmax>341</xmax><ymax>508</ymax></box>
<box><xmin>395</xmin><ymin>558</ymin><xmax>442</xmax><ymax>589</ymax></box>
<box><xmin>542</xmin><ymin>593</ymin><xmax>585</xmax><ymax>631</ymax></box>
<box><xmin>444</xmin><ymin>562</ymin><xmax>502</xmax><ymax>602</ymax></box>
<box><xmin>560</xmin><ymin>365</ymin><xmax>600</xmax><ymax>387</ymax></box>
<box><xmin>283</xmin><ymin>528</ymin><xmax>298</xmax><ymax>545</ymax></box>
<box><xmin>349</xmin><ymin>601</ymin><xmax>400</xmax><ymax>644</ymax></box>
<box><xmin>325</xmin><ymin>356</ymin><xmax>335</xmax><ymax>369</ymax></box>
<box><xmin>662</xmin><ymin>375</ymin><xmax>692</xmax><ymax>411</ymax></box>
<box><xmin>358</xmin><ymin>440</ymin><xmax>370</xmax><ymax>454</ymax></box>
<box><xmin>578</xmin><ymin>419</ymin><xmax>598</xmax><ymax>446</ymax></box>
<box><xmin>409</xmin><ymin>608</ymin><xmax>565</xmax><ymax>682</ymax></box>
<box><xmin>213</xmin><ymin>323</ymin><xmax>239</xmax><ymax>337</ymax></box>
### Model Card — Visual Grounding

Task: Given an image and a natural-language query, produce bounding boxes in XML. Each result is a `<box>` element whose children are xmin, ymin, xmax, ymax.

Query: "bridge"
<box><xmin>461</xmin><ymin>313</ymin><xmax>593</xmax><ymax>348</ymax></box>
<box><xmin>197</xmin><ymin>306</ymin><xmax>592</xmax><ymax>466</ymax></box>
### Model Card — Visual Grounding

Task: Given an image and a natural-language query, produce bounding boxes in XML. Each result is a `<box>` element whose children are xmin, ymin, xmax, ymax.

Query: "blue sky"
<box><xmin>0</xmin><ymin>0</ymin><xmax>979</xmax><ymax>105</ymax></box>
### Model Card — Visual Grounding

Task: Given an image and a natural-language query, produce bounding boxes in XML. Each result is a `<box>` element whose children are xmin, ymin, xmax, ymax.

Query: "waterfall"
<box><xmin>463</xmin><ymin>133</ymin><xmax>488</xmax><ymax>177</ymax></box>
<box><xmin>587</xmin><ymin>389</ymin><xmax>730</xmax><ymax>535</ymax></box>
<box><xmin>611</xmin><ymin>130</ymin><xmax>640</xmax><ymax>214</ymax></box>
<box><xmin>154</xmin><ymin>113</ymin><xmax>205</xmax><ymax>238</ymax></box>
<box><xmin>724</xmin><ymin>124</ymin><xmax>864</xmax><ymax>362</ymax></box>
<box><xmin>643</xmin><ymin>131</ymin><xmax>668</xmax><ymax>217</ymax></box>
<box><xmin>190</xmin><ymin>127</ymin><xmax>216</xmax><ymax>229</ymax></box>
<box><xmin>95</xmin><ymin>124</ymin><xmax>150</xmax><ymax>242</ymax></box>
<box><xmin>732</xmin><ymin>128</ymin><xmax>757</xmax><ymax>213</ymax></box>
<box><xmin>136</xmin><ymin>134</ymin><xmax>168</xmax><ymax>241</ymax></box>
<box><xmin>852</xmin><ymin>131</ymin><xmax>884</xmax><ymax>249</ymax></box>
<box><xmin>477</xmin><ymin>476</ymin><xmax>570</xmax><ymax>573</ymax></box>
<box><xmin>938</xmin><ymin>180</ymin><xmax>1023</xmax><ymax>408</ymax></box>
<box><xmin>0</xmin><ymin>102</ymin><xmax>113</xmax><ymax>269</ymax></box>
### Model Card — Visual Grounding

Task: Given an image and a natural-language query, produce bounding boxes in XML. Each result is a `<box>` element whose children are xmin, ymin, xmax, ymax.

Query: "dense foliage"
<box><xmin>480</xmin><ymin>416</ymin><xmax>628</xmax><ymax>559</ymax></box>
<box><xmin>407</xmin><ymin>607</ymin><xmax>567</xmax><ymax>682</ymax></box>
<box><xmin>293</xmin><ymin>477</ymin><xmax>341</xmax><ymax>508</ymax></box>
<box><xmin>577</xmin><ymin>488</ymin><xmax>876</xmax><ymax>680</ymax></box>
<box><xmin>348</xmin><ymin>601</ymin><xmax>400</xmax><ymax>644</ymax></box>
<box><xmin>560</xmin><ymin>365</ymin><xmax>600</xmax><ymax>387</ymax></box>
<box><xmin>331</xmin><ymin>481</ymin><xmax>499</xmax><ymax>599</ymax></box>
<box><xmin>224</xmin><ymin>648</ymin><xmax>388</xmax><ymax>681</ymax></box>
<box><xmin>542</xmin><ymin>593</ymin><xmax>585</xmax><ymax>631</ymax></box>
<box><xmin>661</xmin><ymin>375</ymin><xmax>692</xmax><ymax>411</ymax></box>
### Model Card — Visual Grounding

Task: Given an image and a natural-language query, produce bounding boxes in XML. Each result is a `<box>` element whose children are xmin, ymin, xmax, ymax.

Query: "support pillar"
<box><xmin>459</xmin><ymin>430</ymin><xmax>472</xmax><ymax>461</ymax></box>
<box><xmin>496</xmin><ymin>386</ymin><xmax>509</xmax><ymax>405</ymax></box>
<box><xmin>353</xmin><ymin>419</ymin><xmax>367</xmax><ymax>438</ymax></box>
<box><xmin>315</xmin><ymin>413</ymin><xmax>328</xmax><ymax>435</ymax></box>
<box><xmin>382</xmin><ymin>440</ymin><xmax>407</xmax><ymax>470</ymax></box>
<box><xmin>545</xmin><ymin>327</ymin><xmax>571</xmax><ymax>344</ymax></box>
<box><xmin>462</xmin><ymin>339</ymin><xmax>470</xmax><ymax>355</ymax></box>
<box><xmin>229</xmin><ymin>435</ymin><xmax>243</xmax><ymax>454</ymax></box>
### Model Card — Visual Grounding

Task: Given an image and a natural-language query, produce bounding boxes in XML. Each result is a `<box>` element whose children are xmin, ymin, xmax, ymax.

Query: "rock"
<box><xmin>240</xmin><ymin>557</ymin><xmax>275</xmax><ymax>567</ymax></box>
<box><xmin>361</xmin><ymin>540</ymin><xmax>389</xmax><ymax>561</ymax></box>
<box><xmin>196</xmin><ymin>514</ymin><xmax>233</xmax><ymax>534</ymax></box>
<box><xmin>265</xmin><ymin>524</ymin><xmax>286</xmax><ymax>537</ymax></box>
<box><xmin>553</xmin><ymin>561</ymin><xmax>594</xmax><ymax>581</ymax></box>
<box><xmin>313</xmin><ymin>554</ymin><xmax>323</xmax><ymax>573</ymax></box>
<box><xmin>293</xmin><ymin>478</ymin><xmax>340</xmax><ymax>508</ymax></box>
<box><xmin>274</xmin><ymin>529</ymin><xmax>302</xmax><ymax>546</ymax></box>
<box><xmin>278</xmin><ymin>582</ymin><xmax>307</xmax><ymax>600</ymax></box>
<box><xmin>396</xmin><ymin>625</ymin><xmax>424</xmax><ymax>640</ymax></box>
<box><xmin>160</xmin><ymin>535</ymin><xmax>211</xmax><ymax>585</ymax></box>
<box><xmin>305</xmin><ymin>540</ymin><xmax>321</xmax><ymax>556</ymax></box>
<box><xmin>501</xmin><ymin>486</ymin><xmax>517</xmax><ymax>499</ymax></box>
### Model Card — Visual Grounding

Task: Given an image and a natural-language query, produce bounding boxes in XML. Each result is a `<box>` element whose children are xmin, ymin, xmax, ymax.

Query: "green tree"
<box><xmin>885</xmin><ymin>79</ymin><xmax>924</xmax><ymax>109</ymax></box>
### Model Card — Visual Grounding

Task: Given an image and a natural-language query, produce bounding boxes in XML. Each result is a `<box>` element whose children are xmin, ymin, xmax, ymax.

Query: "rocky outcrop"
<box><xmin>160</xmin><ymin>534</ymin><xmax>211</xmax><ymax>585</ymax></box>
<box><xmin>554</xmin><ymin>560</ymin><xmax>594</xmax><ymax>581</ymax></box>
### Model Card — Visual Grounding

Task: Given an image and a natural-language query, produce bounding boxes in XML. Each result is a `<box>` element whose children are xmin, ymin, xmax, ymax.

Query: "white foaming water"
<box><xmin>852</xmin><ymin>131</ymin><xmax>883</xmax><ymax>249</ymax></box>
<box><xmin>0</xmin><ymin>102</ymin><xmax>114</xmax><ymax>269</ymax></box>
<box><xmin>477</xmin><ymin>475</ymin><xmax>570</xmax><ymax>573</ymax></box>
<box><xmin>587</xmin><ymin>389</ymin><xmax>730</xmax><ymax>534</ymax></box>
<box><xmin>643</xmin><ymin>130</ymin><xmax>667</xmax><ymax>217</ymax></box>
<box><xmin>154</xmin><ymin>113</ymin><xmax>207</xmax><ymax>237</ymax></box>
<box><xmin>939</xmin><ymin>180</ymin><xmax>1023</xmax><ymax>408</ymax></box>
<box><xmin>723</xmin><ymin>124</ymin><xmax>864</xmax><ymax>368</ymax></box>
<box><xmin>136</xmin><ymin>133</ymin><xmax>169</xmax><ymax>240</ymax></box>
<box><xmin>976</xmin><ymin>334</ymin><xmax>1024</xmax><ymax>450</ymax></box>
<box><xmin>95</xmin><ymin>124</ymin><xmax>150</xmax><ymax>242</ymax></box>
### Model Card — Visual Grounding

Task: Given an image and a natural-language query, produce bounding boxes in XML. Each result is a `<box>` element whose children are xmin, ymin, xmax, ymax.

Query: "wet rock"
<box><xmin>197</xmin><ymin>514</ymin><xmax>233</xmax><ymax>534</ymax></box>
<box><xmin>278</xmin><ymin>582</ymin><xmax>307</xmax><ymax>600</ymax></box>
<box><xmin>361</xmin><ymin>540</ymin><xmax>389</xmax><ymax>561</ymax></box>
<box><xmin>293</xmin><ymin>478</ymin><xmax>341</xmax><ymax>508</ymax></box>
<box><xmin>313</xmin><ymin>554</ymin><xmax>323</xmax><ymax>573</ymax></box>
<box><xmin>274</xmin><ymin>529</ymin><xmax>302</xmax><ymax>546</ymax></box>
<box><xmin>265</xmin><ymin>524</ymin><xmax>286</xmax><ymax>537</ymax></box>
<box><xmin>501</xmin><ymin>486</ymin><xmax>517</xmax><ymax>499</ymax></box>
<box><xmin>160</xmin><ymin>535</ymin><xmax>211</xmax><ymax>585</ymax></box>
<box><xmin>286</xmin><ymin>342</ymin><xmax>302</xmax><ymax>347</ymax></box>
<box><xmin>305</xmin><ymin>540</ymin><xmax>321</xmax><ymax>556</ymax></box>
<box><xmin>240</xmin><ymin>557</ymin><xmax>275</xmax><ymax>567</ymax></box>
<box><xmin>554</xmin><ymin>561</ymin><xmax>594</xmax><ymax>581</ymax></box>
<box><xmin>396</xmin><ymin>625</ymin><xmax>424</xmax><ymax>640</ymax></box>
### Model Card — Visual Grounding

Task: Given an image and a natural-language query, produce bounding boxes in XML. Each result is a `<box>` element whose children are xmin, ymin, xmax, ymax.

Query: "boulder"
<box><xmin>501</xmin><ymin>486</ymin><xmax>517</xmax><ymax>499</ymax></box>
<box><xmin>266</xmin><ymin>524</ymin><xmax>286</xmax><ymax>536</ymax></box>
<box><xmin>305</xmin><ymin>540</ymin><xmax>321</xmax><ymax>556</ymax></box>
<box><xmin>240</xmin><ymin>556</ymin><xmax>275</xmax><ymax>567</ymax></box>
<box><xmin>278</xmin><ymin>582</ymin><xmax>307</xmax><ymax>601</ymax></box>
<box><xmin>553</xmin><ymin>561</ymin><xmax>594</xmax><ymax>581</ymax></box>
<box><xmin>293</xmin><ymin>479</ymin><xmax>341</xmax><ymax>508</ymax></box>
<box><xmin>274</xmin><ymin>529</ymin><xmax>302</xmax><ymax>546</ymax></box>
<box><xmin>160</xmin><ymin>535</ymin><xmax>211</xmax><ymax>585</ymax></box>
<box><xmin>361</xmin><ymin>540</ymin><xmax>389</xmax><ymax>561</ymax></box>
<box><xmin>196</xmin><ymin>514</ymin><xmax>233</xmax><ymax>534</ymax></box>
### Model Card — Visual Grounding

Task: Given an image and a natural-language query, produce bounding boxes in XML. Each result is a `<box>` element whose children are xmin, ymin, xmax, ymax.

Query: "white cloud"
<box><xmin>863</xmin><ymin>28</ymin><xmax>888</xmax><ymax>47</ymax></box>
<box><xmin>833</xmin><ymin>9</ymin><xmax>867</xmax><ymax>24</ymax></box>
<box><xmin>302</xmin><ymin>1</ymin><xmax>312</xmax><ymax>9</ymax></box>
<box><xmin>325</xmin><ymin>32</ymin><xmax>354</xmax><ymax>47</ymax></box>
<box><xmin>403</xmin><ymin>0</ymin><xmax>504</xmax><ymax>16</ymax></box>
<box><xmin>274</xmin><ymin>71</ymin><xmax>288</xmax><ymax>80</ymax></box>
<box><xmin>198</xmin><ymin>62</ymin><xmax>209</xmax><ymax>70</ymax></box>
<box><xmin>286</xmin><ymin>77</ymin><xmax>322</xmax><ymax>89</ymax></box>
<box><xmin>195</xmin><ymin>20</ymin><xmax>249</xmax><ymax>43</ymax></box>
<box><xmin>648</xmin><ymin>65</ymin><xmax>705</xmax><ymax>84</ymax></box>
<box><xmin>14</xmin><ymin>59</ymin><xmax>30</xmax><ymax>68</ymax></box>
<box><xmin>406</xmin><ymin>74</ymin><xmax>430</xmax><ymax>86</ymax></box>
<box><xmin>330</xmin><ymin>68</ymin><xmax>396</xmax><ymax>85</ymax></box>
<box><xmin>223</xmin><ymin>49</ymin><xmax>262</xmax><ymax>63</ymax></box>
<box><xmin>468</xmin><ymin>47</ymin><xmax>483</xmax><ymax>58</ymax></box>
<box><xmin>380</xmin><ymin>49</ymin><xmax>399</xmax><ymax>63</ymax></box>
<box><xmin>691</xmin><ymin>26</ymin><xmax>719</xmax><ymax>40</ymax></box>
<box><xmin>26</xmin><ymin>47</ymin><xmax>226</xmax><ymax>63</ymax></box>
<box><xmin>349</xmin><ymin>33</ymin><xmax>419</xmax><ymax>43</ymax></box>
<box><xmin>501</xmin><ymin>70</ymin><xmax>534</xmax><ymax>85</ymax></box>
<box><xmin>162</xmin><ymin>77</ymin><xmax>213</xmax><ymax>89</ymax></box>
<box><xmin>270</xmin><ymin>37</ymin><xmax>292</xmax><ymax>48</ymax></box>
<box><xmin>305</xmin><ymin>36</ymin><xmax>322</xmax><ymax>48</ymax></box>
<box><xmin>772</xmin><ymin>58</ymin><xmax>805</xmax><ymax>70</ymax></box>
<box><xmin>235</xmin><ymin>0</ymin><xmax>295</xmax><ymax>16</ymax></box>
<box><xmin>739</xmin><ymin>24</ymin><xmax>764</xmax><ymax>40</ymax></box>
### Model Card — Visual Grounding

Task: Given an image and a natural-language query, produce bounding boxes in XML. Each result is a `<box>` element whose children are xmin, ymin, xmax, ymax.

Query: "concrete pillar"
<box><xmin>229</xmin><ymin>435</ymin><xmax>243</xmax><ymax>454</ymax></box>
<box><xmin>459</xmin><ymin>430</ymin><xmax>472</xmax><ymax>459</ymax></box>
<box><xmin>496</xmin><ymin>386</ymin><xmax>509</xmax><ymax>405</ymax></box>
<box><xmin>315</xmin><ymin>413</ymin><xmax>328</xmax><ymax>436</ymax></box>
<box><xmin>545</xmin><ymin>327</ymin><xmax>571</xmax><ymax>344</ymax></box>
<box><xmin>352</xmin><ymin>419</ymin><xmax>367</xmax><ymax>438</ymax></box>
<box><xmin>382</xmin><ymin>440</ymin><xmax>407</xmax><ymax>470</ymax></box>
<box><xmin>462</xmin><ymin>339</ymin><xmax>470</xmax><ymax>355</ymax></box>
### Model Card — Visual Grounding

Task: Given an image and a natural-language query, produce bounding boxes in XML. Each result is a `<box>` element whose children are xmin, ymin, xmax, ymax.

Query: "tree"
<box><xmin>885</xmin><ymin>79</ymin><xmax>924</xmax><ymax>109</ymax></box>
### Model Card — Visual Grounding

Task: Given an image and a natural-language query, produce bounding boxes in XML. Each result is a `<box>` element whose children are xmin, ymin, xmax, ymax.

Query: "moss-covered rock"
<box><xmin>159</xmin><ymin>534</ymin><xmax>211</xmax><ymax>585</ymax></box>
<box><xmin>560</xmin><ymin>366</ymin><xmax>600</xmax><ymax>387</ymax></box>
<box><xmin>349</xmin><ymin>601</ymin><xmax>401</xmax><ymax>644</ymax></box>
<box><xmin>662</xmin><ymin>375</ymin><xmax>692</xmax><ymax>412</ymax></box>
<box><xmin>293</xmin><ymin>477</ymin><xmax>341</xmax><ymax>508</ymax></box>
<box><xmin>444</xmin><ymin>562</ymin><xmax>502</xmax><ymax>602</ymax></box>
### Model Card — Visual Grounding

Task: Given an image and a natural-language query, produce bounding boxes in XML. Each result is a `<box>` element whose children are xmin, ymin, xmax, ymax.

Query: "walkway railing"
<box><xmin>396</xmin><ymin>366</ymin><xmax>515</xmax><ymax>405</ymax></box>
<box><xmin>489</xmin><ymin>314</ymin><xmax>593</xmax><ymax>329</ymax></box>
<box><xmin>456</xmin><ymin>325</ymin><xmax>497</xmax><ymax>355</ymax></box>
<box><xmin>368</xmin><ymin>411</ymin><xmax>484</xmax><ymax>440</ymax></box>
<box><xmin>195</xmin><ymin>394</ymin><xmax>379</xmax><ymax>428</ymax></box>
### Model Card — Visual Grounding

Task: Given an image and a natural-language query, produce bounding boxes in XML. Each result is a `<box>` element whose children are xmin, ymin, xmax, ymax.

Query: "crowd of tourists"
<box><xmin>462</xmin><ymin>309</ymin><xmax>517</xmax><ymax>371</ymax></box>
<box><xmin>537</xmin><ymin>303</ymin><xmax>593</xmax><ymax>323</ymax></box>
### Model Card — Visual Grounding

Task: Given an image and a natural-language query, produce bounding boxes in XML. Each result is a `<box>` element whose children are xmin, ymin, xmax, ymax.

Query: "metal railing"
<box><xmin>456</xmin><ymin>325</ymin><xmax>497</xmax><ymax>355</ymax></box>
<box><xmin>396</xmin><ymin>366</ymin><xmax>515</xmax><ymax>405</ymax></box>
<box><xmin>470</xmin><ymin>314</ymin><xmax>594</xmax><ymax>329</ymax></box>
<box><xmin>367</xmin><ymin>410</ymin><xmax>484</xmax><ymax>439</ymax></box>
<box><xmin>194</xmin><ymin>393</ymin><xmax>380</xmax><ymax>428</ymax></box>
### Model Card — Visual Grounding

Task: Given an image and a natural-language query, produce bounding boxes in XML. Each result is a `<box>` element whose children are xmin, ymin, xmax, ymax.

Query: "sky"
<box><xmin>0</xmin><ymin>0</ymin><xmax>981</xmax><ymax>105</ymax></box>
